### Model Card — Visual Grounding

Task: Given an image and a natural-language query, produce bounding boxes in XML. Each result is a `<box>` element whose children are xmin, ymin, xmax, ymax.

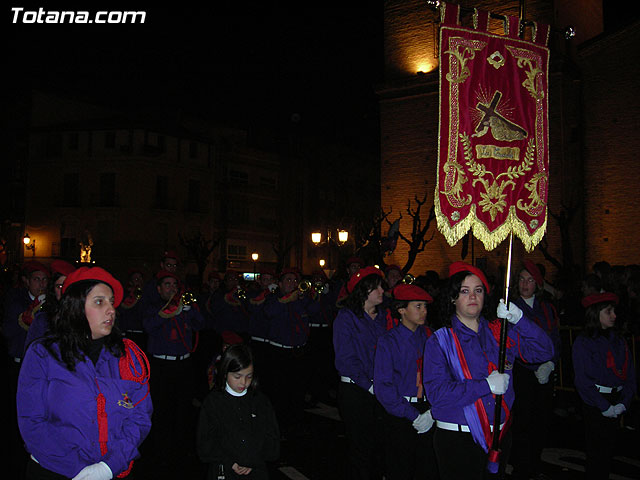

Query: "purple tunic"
<box><xmin>513</xmin><ymin>296</ymin><xmax>561</xmax><ymax>368</ymax></box>
<box><xmin>333</xmin><ymin>307</ymin><xmax>389</xmax><ymax>391</ymax></box>
<box><xmin>423</xmin><ymin>315</ymin><xmax>553</xmax><ymax>425</ymax></box>
<box><xmin>143</xmin><ymin>300</ymin><xmax>203</xmax><ymax>356</ymax></box>
<box><xmin>572</xmin><ymin>330</ymin><xmax>637</xmax><ymax>411</ymax></box>
<box><xmin>3</xmin><ymin>287</ymin><xmax>32</xmax><ymax>358</ymax></box>
<box><xmin>24</xmin><ymin>310</ymin><xmax>50</xmax><ymax>353</ymax></box>
<box><xmin>263</xmin><ymin>292</ymin><xmax>321</xmax><ymax>347</ymax></box>
<box><xmin>374</xmin><ymin>323</ymin><xmax>427</xmax><ymax>421</ymax></box>
<box><xmin>17</xmin><ymin>341</ymin><xmax>152</xmax><ymax>477</ymax></box>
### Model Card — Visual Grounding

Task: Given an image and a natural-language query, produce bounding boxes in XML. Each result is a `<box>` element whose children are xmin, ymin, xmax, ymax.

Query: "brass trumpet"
<box><xmin>181</xmin><ymin>291</ymin><xmax>197</xmax><ymax>305</ymax></box>
<box><xmin>133</xmin><ymin>287</ymin><xmax>143</xmax><ymax>299</ymax></box>
<box><xmin>236</xmin><ymin>286</ymin><xmax>247</xmax><ymax>301</ymax></box>
<box><xmin>401</xmin><ymin>274</ymin><xmax>415</xmax><ymax>285</ymax></box>
<box><xmin>298</xmin><ymin>279</ymin><xmax>312</xmax><ymax>294</ymax></box>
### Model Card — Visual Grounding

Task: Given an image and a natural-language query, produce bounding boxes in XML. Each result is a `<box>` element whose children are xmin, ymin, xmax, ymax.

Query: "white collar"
<box><xmin>225</xmin><ymin>382</ymin><xmax>247</xmax><ymax>397</ymax></box>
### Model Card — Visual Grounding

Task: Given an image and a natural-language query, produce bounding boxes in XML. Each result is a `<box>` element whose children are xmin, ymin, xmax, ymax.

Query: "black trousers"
<box><xmin>25</xmin><ymin>459</ymin><xmax>68</xmax><ymax>480</ymax></box>
<box><xmin>583</xmin><ymin>391</ymin><xmax>621</xmax><ymax>480</ymax></box>
<box><xmin>337</xmin><ymin>382</ymin><xmax>386</xmax><ymax>480</ymax></box>
<box><xmin>510</xmin><ymin>363</ymin><xmax>554</xmax><ymax>478</ymax></box>
<box><xmin>147</xmin><ymin>356</ymin><xmax>196</xmax><ymax>466</ymax></box>
<box><xmin>434</xmin><ymin>426</ymin><xmax>512</xmax><ymax>480</ymax></box>
<box><xmin>381</xmin><ymin>403</ymin><xmax>439</xmax><ymax>480</ymax></box>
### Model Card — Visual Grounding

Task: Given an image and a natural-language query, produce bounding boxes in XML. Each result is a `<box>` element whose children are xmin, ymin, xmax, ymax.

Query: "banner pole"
<box><xmin>491</xmin><ymin>232</ymin><xmax>513</xmax><ymax>455</ymax></box>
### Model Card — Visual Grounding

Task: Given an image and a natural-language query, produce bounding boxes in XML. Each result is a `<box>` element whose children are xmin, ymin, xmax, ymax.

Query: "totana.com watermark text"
<box><xmin>11</xmin><ymin>7</ymin><xmax>146</xmax><ymax>24</ymax></box>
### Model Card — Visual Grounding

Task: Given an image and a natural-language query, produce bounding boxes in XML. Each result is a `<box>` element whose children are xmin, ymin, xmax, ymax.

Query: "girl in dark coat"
<box><xmin>197</xmin><ymin>344</ymin><xmax>280</xmax><ymax>479</ymax></box>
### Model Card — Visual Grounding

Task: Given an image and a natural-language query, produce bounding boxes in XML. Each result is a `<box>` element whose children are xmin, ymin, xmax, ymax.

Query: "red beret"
<box><xmin>346</xmin><ymin>257</ymin><xmax>364</xmax><ymax>267</ymax></box>
<box><xmin>156</xmin><ymin>270</ymin><xmax>179</xmax><ymax>282</ymax></box>
<box><xmin>312</xmin><ymin>269</ymin><xmax>328</xmax><ymax>281</ymax></box>
<box><xmin>62</xmin><ymin>267</ymin><xmax>124</xmax><ymax>308</ymax></box>
<box><xmin>448</xmin><ymin>261</ymin><xmax>490</xmax><ymax>294</ymax></box>
<box><xmin>162</xmin><ymin>250</ymin><xmax>179</xmax><ymax>262</ymax></box>
<box><xmin>50</xmin><ymin>260</ymin><xmax>75</xmax><ymax>277</ymax></box>
<box><xmin>347</xmin><ymin>266</ymin><xmax>384</xmax><ymax>293</ymax></box>
<box><xmin>208</xmin><ymin>271</ymin><xmax>221</xmax><ymax>281</ymax></box>
<box><xmin>279</xmin><ymin>267</ymin><xmax>301</xmax><ymax>281</ymax></box>
<box><xmin>23</xmin><ymin>261</ymin><xmax>49</xmax><ymax>276</ymax></box>
<box><xmin>523</xmin><ymin>260</ymin><xmax>544</xmax><ymax>287</ymax></box>
<box><xmin>127</xmin><ymin>267</ymin><xmax>144</xmax><ymax>278</ymax></box>
<box><xmin>581</xmin><ymin>292</ymin><xmax>619</xmax><ymax>308</ymax></box>
<box><xmin>385</xmin><ymin>264</ymin><xmax>402</xmax><ymax>275</ymax></box>
<box><xmin>392</xmin><ymin>284</ymin><xmax>433</xmax><ymax>303</ymax></box>
<box><xmin>221</xmin><ymin>330</ymin><xmax>243</xmax><ymax>345</ymax></box>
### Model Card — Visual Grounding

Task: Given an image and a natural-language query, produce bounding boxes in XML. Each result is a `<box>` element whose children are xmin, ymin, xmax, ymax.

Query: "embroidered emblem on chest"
<box><xmin>117</xmin><ymin>392</ymin><xmax>134</xmax><ymax>409</ymax></box>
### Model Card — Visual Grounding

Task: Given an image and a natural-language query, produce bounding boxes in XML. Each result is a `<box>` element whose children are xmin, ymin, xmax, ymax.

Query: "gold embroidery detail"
<box><xmin>487</xmin><ymin>51</ymin><xmax>505</xmax><ymax>69</ymax></box>
<box><xmin>451</xmin><ymin>211</ymin><xmax>460</xmax><ymax>221</ymax></box>
<box><xmin>444</xmin><ymin>38</ymin><xmax>487</xmax><ymax>84</ymax></box>
<box><xmin>506</xmin><ymin>46</ymin><xmax>544</xmax><ymax>101</ymax></box>
<box><xmin>461</xmin><ymin>133</ymin><xmax>535</xmax><ymax>222</ymax></box>
<box><xmin>440</xmin><ymin>159</ymin><xmax>472</xmax><ymax>208</ymax></box>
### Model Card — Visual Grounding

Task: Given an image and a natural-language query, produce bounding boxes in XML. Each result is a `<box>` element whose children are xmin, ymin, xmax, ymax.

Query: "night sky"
<box><xmin>8</xmin><ymin>4</ymin><xmax>384</xmax><ymax>152</ymax></box>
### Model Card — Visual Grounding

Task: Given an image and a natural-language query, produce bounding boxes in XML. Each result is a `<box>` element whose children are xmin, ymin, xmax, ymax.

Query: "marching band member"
<box><xmin>374</xmin><ymin>283</ymin><xmax>438</xmax><ymax>480</ymax></box>
<box><xmin>333</xmin><ymin>266</ymin><xmax>388</xmax><ymax>479</ymax></box>
<box><xmin>572</xmin><ymin>292</ymin><xmax>637</xmax><ymax>480</ymax></box>
<box><xmin>509</xmin><ymin>260</ymin><xmax>561</xmax><ymax>480</ymax></box>
<box><xmin>143</xmin><ymin>269</ymin><xmax>203</xmax><ymax>471</ymax></box>
<box><xmin>117</xmin><ymin>268</ymin><xmax>147</xmax><ymax>350</ymax></box>
<box><xmin>24</xmin><ymin>259</ymin><xmax>76</xmax><ymax>350</ymax></box>
<box><xmin>423</xmin><ymin>262</ymin><xmax>553</xmax><ymax>478</ymax></box>
<box><xmin>17</xmin><ymin>266</ymin><xmax>151</xmax><ymax>480</ymax></box>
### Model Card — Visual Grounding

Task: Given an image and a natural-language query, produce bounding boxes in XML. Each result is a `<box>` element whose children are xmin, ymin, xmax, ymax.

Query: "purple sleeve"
<box><xmin>423</xmin><ymin>334</ymin><xmax>491</xmax><ymax>420</ymax></box>
<box><xmin>509</xmin><ymin>316</ymin><xmax>555</xmax><ymax>364</ymax></box>
<box><xmin>374</xmin><ymin>334</ymin><xmax>419</xmax><ymax>421</ymax></box>
<box><xmin>333</xmin><ymin>309</ymin><xmax>371</xmax><ymax>391</ymax></box>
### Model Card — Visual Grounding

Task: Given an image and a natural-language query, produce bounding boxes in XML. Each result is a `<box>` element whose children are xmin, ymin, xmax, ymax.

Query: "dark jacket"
<box><xmin>197</xmin><ymin>388</ymin><xmax>280</xmax><ymax>479</ymax></box>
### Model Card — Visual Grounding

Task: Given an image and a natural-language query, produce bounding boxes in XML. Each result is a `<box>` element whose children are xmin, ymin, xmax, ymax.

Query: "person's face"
<box><xmin>160</xmin><ymin>258</ymin><xmax>178</xmax><ymax>273</ymax></box>
<box><xmin>130</xmin><ymin>272</ymin><xmax>144</xmax><ymax>288</ymax></box>
<box><xmin>454</xmin><ymin>274</ymin><xmax>485</xmax><ymax>322</ymax></box>
<box><xmin>209</xmin><ymin>278</ymin><xmax>220</xmax><ymax>291</ymax></box>
<box><xmin>157</xmin><ymin>277</ymin><xmax>178</xmax><ymax>301</ymax></box>
<box><xmin>279</xmin><ymin>273</ymin><xmax>298</xmax><ymax>295</ymax></box>
<box><xmin>224</xmin><ymin>274</ymin><xmax>239</xmax><ymax>292</ymax></box>
<box><xmin>54</xmin><ymin>275</ymin><xmax>67</xmax><ymax>301</ymax></box>
<box><xmin>599</xmin><ymin>304</ymin><xmax>616</xmax><ymax>329</ymax></box>
<box><xmin>28</xmin><ymin>270</ymin><xmax>48</xmax><ymax>297</ymax></box>
<box><xmin>347</xmin><ymin>263</ymin><xmax>361</xmax><ymax>277</ymax></box>
<box><xmin>398</xmin><ymin>300</ymin><xmax>427</xmax><ymax>331</ymax></box>
<box><xmin>386</xmin><ymin>269</ymin><xmax>402</xmax><ymax>289</ymax></box>
<box><xmin>226</xmin><ymin>365</ymin><xmax>254</xmax><ymax>394</ymax></box>
<box><xmin>365</xmin><ymin>283</ymin><xmax>384</xmax><ymax>309</ymax></box>
<box><xmin>259</xmin><ymin>274</ymin><xmax>275</xmax><ymax>289</ymax></box>
<box><xmin>85</xmin><ymin>283</ymin><xmax>116</xmax><ymax>340</ymax></box>
<box><xmin>518</xmin><ymin>269</ymin><xmax>537</xmax><ymax>299</ymax></box>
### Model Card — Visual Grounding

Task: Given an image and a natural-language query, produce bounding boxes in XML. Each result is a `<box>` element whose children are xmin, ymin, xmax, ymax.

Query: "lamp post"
<box><xmin>310</xmin><ymin>228</ymin><xmax>348</xmax><ymax>270</ymax></box>
<box><xmin>251</xmin><ymin>252</ymin><xmax>259</xmax><ymax>279</ymax></box>
<box><xmin>23</xmin><ymin>233</ymin><xmax>36</xmax><ymax>257</ymax></box>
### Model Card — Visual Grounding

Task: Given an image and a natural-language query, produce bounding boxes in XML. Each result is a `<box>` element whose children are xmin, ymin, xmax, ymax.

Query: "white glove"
<box><xmin>268</xmin><ymin>283</ymin><xmax>278</xmax><ymax>293</ymax></box>
<box><xmin>497</xmin><ymin>299</ymin><xmax>523</xmax><ymax>324</ymax></box>
<box><xmin>37</xmin><ymin>294</ymin><xmax>46</xmax><ymax>302</ymax></box>
<box><xmin>613</xmin><ymin>403</ymin><xmax>626</xmax><ymax>416</ymax></box>
<box><xmin>412</xmin><ymin>410</ymin><xmax>435</xmax><ymax>434</ymax></box>
<box><xmin>368</xmin><ymin>384</ymin><xmax>374</xmax><ymax>394</ymax></box>
<box><xmin>534</xmin><ymin>361</ymin><xmax>555</xmax><ymax>384</ymax></box>
<box><xmin>72</xmin><ymin>462</ymin><xmax>113</xmax><ymax>480</ymax></box>
<box><xmin>486</xmin><ymin>370</ymin><xmax>509</xmax><ymax>395</ymax></box>
<box><xmin>182</xmin><ymin>305</ymin><xmax>191</xmax><ymax>311</ymax></box>
<box><xmin>602</xmin><ymin>405</ymin><xmax>618</xmax><ymax>418</ymax></box>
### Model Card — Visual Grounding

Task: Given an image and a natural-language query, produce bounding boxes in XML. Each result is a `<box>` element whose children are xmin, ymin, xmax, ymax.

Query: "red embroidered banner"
<box><xmin>435</xmin><ymin>3</ymin><xmax>550</xmax><ymax>252</ymax></box>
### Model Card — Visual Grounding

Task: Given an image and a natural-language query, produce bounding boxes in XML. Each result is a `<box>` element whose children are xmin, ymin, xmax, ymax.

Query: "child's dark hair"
<box><xmin>583</xmin><ymin>301</ymin><xmax>618</xmax><ymax>338</ymax></box>
<box><xmin>343</xmin><ymin>274</ymin><xmax>385</xmax><ymax>317</ymax></box>
<box><xmin>215</xmin><ymin>343</ymin><xmax>256</xmax><ymax>391</ymax></box>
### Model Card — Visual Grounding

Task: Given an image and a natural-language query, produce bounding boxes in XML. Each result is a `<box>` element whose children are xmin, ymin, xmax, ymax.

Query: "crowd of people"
<box><xmin>1</xmin><ymin>251</ymin><xmax>638</xmax><ymax>479</ymax></box>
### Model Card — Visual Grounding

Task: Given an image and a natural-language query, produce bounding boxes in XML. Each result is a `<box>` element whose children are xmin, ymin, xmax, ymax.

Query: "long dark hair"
<box><xmin>583</xmin><ymin>301</ymin><xmax>618</xmax><ymax>338</ymax></box>
<box><xmin>343</xmin><ymin>274</ymin><xmax>385</xmax><ymax>318</ymax></box>
<box><xmin>214</xmin><ymin>343</ymin><xmax>256</xmax><ymax>392</ymax></box>
<box><xmin>43</xmin><ymin>280</ymin><xmax>124</xmax><ymax>371</ymax></box>
<box><xmin>438</xmin><ymin>271</ymin><xmax>491</xmax><ymax>327</ymax></box>
<box><xmin>41</xmin><ymin>272</ymin><xmax>64</xmax><ymax>326</ymax></box>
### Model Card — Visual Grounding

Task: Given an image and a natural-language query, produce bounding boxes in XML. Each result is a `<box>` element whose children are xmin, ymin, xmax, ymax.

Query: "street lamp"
<box><xmin>310</xmin><ymin>228</ymin><xmax>349</xmax><ymax>246</ymax></box>
<box><xmin>23</xmin><ymin>233</ymin><xmax>36</xmax><ymax>257</ymax></box>
<box><xmin>251</xmin><ymin>252</ymin><xmax>259</xmax><ymax>278</ymax></box>
<box><xmin>319</xmin><ymin>259</ymin><xmax>326</xmax><ymax>267</ymax></box>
